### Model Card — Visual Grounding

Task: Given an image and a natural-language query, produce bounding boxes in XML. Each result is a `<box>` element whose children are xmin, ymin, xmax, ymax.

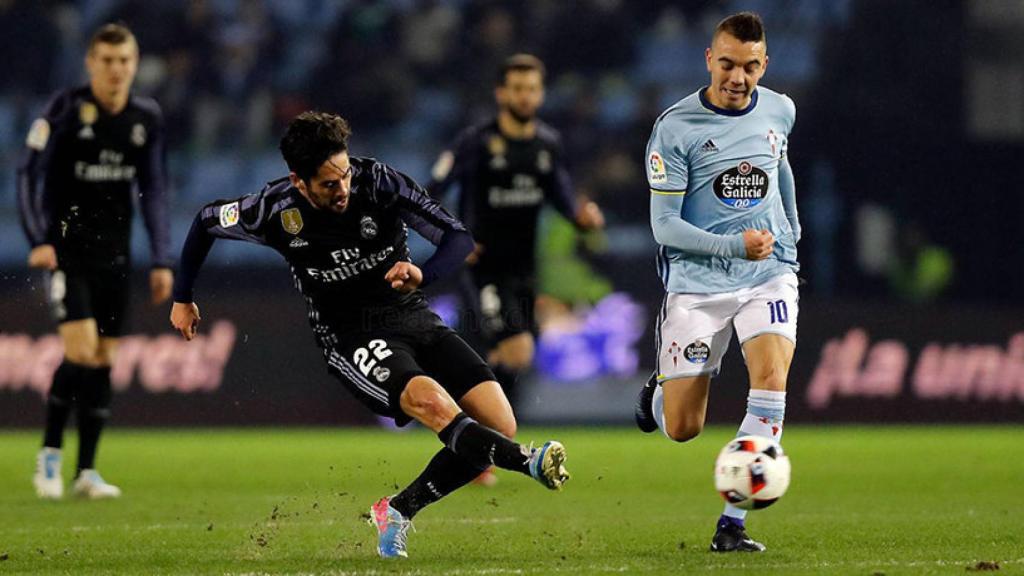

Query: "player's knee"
<box><xmin>664</xmin><ymin>416</ymin><xmax>704</xmax><ymax>443</ymax></box>
<box><xmin>498</xmin><ymin>335</ymin><xmax>534</xmax><ymax>370</ymax></box>
<box><xmin>400</xmin><ymin>378</ymin><xmax>455</xmax><ymax>422</ymax></box>
<box><xmin>64</xmin><ymin>345</ymin><xmax>101</xmax><ymax>367</ymax></box>
<box><xmin>94</xmin><ymin>340</ymin><xmax>117</xmax><ymax>362</ymax></box>
<box><xmin>492</xmin><ymin>415</ymin><xmax>517</xmax><ymax>439</ymax></box>
<box><xmin>752</xmin><ymin>370</ymin><xmax>787</xmax><ymax>392</ymax></box>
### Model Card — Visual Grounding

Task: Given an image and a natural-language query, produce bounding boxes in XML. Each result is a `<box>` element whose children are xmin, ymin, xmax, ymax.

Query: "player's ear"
<box><xmin>705</xmin><ymin>47</ymin><xmax>713</xmax><ymax>72</ymax></box>
<box><xmin>288</xmin><ymin>172</ymin><xmax>306</xmax><ymax>193</ymax></box>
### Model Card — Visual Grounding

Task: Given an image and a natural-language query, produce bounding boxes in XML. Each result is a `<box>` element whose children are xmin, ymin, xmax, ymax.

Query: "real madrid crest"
<box><xmin>537</xmin><ymin>150</ymin><xmax>552</xmax><ymax>173</ymax></box>
<box><xmin>131</xmin><ymin>123</ymin><xmax>147</xmax><ymax>146</ymax></box>
<box><xmin>360</xmin><ymin>215</ymin><xmax>378</xmax><ymax>239</ymax></box>
<box><xmin>281</xmin><ymin>207</ymin><xmax>304</xmax><ymax>235</ymax></box>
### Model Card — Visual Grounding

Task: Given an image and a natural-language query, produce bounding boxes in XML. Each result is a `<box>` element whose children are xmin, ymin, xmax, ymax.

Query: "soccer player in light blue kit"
<box><xmin>633</xmin><ymin>12</ymin><xmax>801</xmax><ymax>552</ymax></box>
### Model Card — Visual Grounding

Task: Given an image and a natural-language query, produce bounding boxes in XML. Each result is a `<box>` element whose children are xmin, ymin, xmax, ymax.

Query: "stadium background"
<box><xmin>1</xmin><ymin>0</ymin><xmax>1022</xmax><ymax>427</ymax></box>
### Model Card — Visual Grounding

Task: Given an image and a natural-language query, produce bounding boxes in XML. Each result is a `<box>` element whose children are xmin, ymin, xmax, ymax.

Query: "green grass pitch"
<box><xmin>0</xmin><ymin>426</ymin><xmax>1021</xmax><ymax>575</ymax></box>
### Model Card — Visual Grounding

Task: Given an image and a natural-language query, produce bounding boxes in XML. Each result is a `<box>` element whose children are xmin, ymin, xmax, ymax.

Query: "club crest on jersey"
<box><xmin>648</xmin><ymin>151</ymin><xmax>667</xmax><ymax>184</ymax></box>
<box><xmin>281</xmin><ymin>208</ymin><xmax>304</xmax><ymax>235</ymax></box>
<box><xmin>713</xmin><ymin>161</ymin><xmax>768</xmax><ymax>209</ymax></box>
<box><xmin>684</xmin><ymin>340</ymin><xmax>710</xmax><ymax>364</ymax></box>
<box><xmin>131</xmin><ymin>123</ymin><xmax>147</xmax><ymax>146</ymax></box>
<box><xmin>360</xmin><ymin>216</ymin><xmax>378</xmax><ymax>239</ymax></box>
<box><xmin>536</xmin><ymin>150</ymin><xmax>552</xmax><ymax>173</ymax></box>
<box><xmin>372</xmin><ymin>365</ymin><xmax>390</xmax><ymax>383</ymax></box>
<box><xmin>219</xmin><ymin>202</ymin><xmax>240</xmax><ymax>228</ymax></box>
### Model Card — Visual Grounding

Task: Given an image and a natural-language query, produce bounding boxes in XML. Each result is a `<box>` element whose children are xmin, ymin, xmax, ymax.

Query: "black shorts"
<box><xmin>46</xmin><ymin>268</ymin><xmax>131</xmax><ymax>337</ymax></box>
<box><xmin>317</xmin><ymin>308</ymin><xmax>495</xmax><ymax>426</ymax></box>
<box><xmin>459</xmin><ymin>270</ymin><xmax>537</xmax><ymax>347</ymax></box>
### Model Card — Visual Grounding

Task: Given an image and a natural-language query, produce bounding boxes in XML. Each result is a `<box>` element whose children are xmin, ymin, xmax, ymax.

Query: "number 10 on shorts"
<box><xmin>767</xmin><ymin>300</ymin><xmax>788</xmax><ymax>324</ymax></box>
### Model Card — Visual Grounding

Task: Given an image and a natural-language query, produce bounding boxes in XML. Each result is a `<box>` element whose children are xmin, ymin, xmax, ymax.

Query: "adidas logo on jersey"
<box><xmin>289</xmin><ymin>237</ymin><xmax>309</xmax><ymax>248</ymax></box>
<box><xmin>700</xmin><ymin>139</ymin><xmax>719</xmax><ymax>153</ymax></box>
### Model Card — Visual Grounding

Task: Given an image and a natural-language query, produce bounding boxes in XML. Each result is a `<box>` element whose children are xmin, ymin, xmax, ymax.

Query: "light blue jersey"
<box><xmin>646</xmin><ymin>86</ymin><xmax>800</xmax><ymax>294</ymax></box>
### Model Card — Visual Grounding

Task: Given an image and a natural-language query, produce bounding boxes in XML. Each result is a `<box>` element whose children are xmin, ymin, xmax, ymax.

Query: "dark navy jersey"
<box><xmin>17</xmin><ymin>85</ymin><xmax>171</xmax><ymax>270</ymax></box>
<box><xmin>427</xmin><ymin>118</ymin><xmax>577</xmax><ymax>276</ymax></box>
<box><xmin>174</xmin><ymin>157</ymin><xmax>472</xmax><ymax>329</ymax></box>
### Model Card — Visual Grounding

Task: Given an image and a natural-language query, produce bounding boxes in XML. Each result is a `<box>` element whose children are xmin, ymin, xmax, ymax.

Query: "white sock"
<box><xmin>722</xmin><ymin>389</ymin><xmax>786</xmax><ymax>521</ymax></box>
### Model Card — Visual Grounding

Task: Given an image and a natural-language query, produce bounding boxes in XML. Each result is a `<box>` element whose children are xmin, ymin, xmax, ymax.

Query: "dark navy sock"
<box><xmin>437</xmin><ymin>412</ymin><xmax>531</xmax><ymax>475</ymax></box>
<box><xmin>718</xmin><ymin>514</ymin><xmax>745</xmax><ymax>530</ymax></box>
<box><xmin>43</xmin><ymin>361</ymin><xmax>82</xmax><ymax>449</ymax></box>
<box><xmin>76</xmin><ymin>366</ymin><xmax>112</xmax><ymax>472</ymax></box>
<box><xmin>390</xmin><ymin>448</ymin><xmax>486</xmax><ymax>519</ymax></box>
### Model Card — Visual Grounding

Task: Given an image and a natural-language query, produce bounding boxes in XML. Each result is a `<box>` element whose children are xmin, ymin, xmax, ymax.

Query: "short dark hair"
<box><xmin>88</xmin><ymin>22</ymin><xmax>136</xmax><ymax>52</ymax></box>
<box><xmin>713</xmin><ymin>12</ymin><xmax>766</xmax><ymax>45</ymax></box>
<box><xmin>497</xmin><ymin>53</ymin><xmax>546</xmax><ymax>86</ymax></box>
<box><xmin>279</xmin><ymin>111</ymin><xmax>352</xmax><ymax>182</ymax></box>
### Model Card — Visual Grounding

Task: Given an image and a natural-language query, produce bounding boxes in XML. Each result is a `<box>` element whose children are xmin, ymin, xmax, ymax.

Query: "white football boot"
<box><xmin>73</xmin><ymin>469</ymin><xmax>122</xmax><ymax>499</ymax></box>
<box><xmin>33</xmin><ymin>447</ymin><xmax>64</xmax><ymax>499</ymax></box>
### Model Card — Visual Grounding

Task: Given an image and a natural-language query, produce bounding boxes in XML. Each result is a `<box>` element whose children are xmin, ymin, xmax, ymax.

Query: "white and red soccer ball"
<box><xmin>714</xmin><ymin>435</ymin><xmax>791</xmax><ymax>510</ymax></box>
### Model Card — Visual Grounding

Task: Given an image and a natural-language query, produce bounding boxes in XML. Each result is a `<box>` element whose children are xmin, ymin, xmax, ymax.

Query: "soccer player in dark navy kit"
<box><xmin>170</xmin><ymin>111</ymin><xmax>570</xmax><ymax>559</ymax></box>
<box><xmin>18</xmin><ymin>23</ymin><xmax>172</xmax><ymax>500</ymax></box>
<box><xmin>428</xmin><ymin>54</ymin><xmax>605</xmax><ymax>411</ymax></box>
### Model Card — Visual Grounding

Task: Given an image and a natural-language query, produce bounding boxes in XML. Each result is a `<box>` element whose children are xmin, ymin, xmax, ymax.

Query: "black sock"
<box><xmin>491</xmin><ymin>364</ymin><xmax>521</xmax><ymax>406</ymax></box>
<box><xmin>76</xmin><ymin>366</ymin><xmax>112</xmax><ymax>473</ymax></box>
<box><xmin>437</xmin><ymin>412</ymin><xmax>531</xmax><ymax>475</ymax></box>
<box><xmin>43</xmin><ymin>361</ymin><xmax>81</xmax><ymax>449</ymax></box>
<box><xmin>390</xmin><ymin>448</ymin><xmax>486</xmax><ymax>519</ymax></box>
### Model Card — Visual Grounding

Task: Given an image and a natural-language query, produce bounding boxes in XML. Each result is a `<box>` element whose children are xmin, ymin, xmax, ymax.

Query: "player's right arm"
<box><xmin>426</xmin><ymin>127</ymin><xmax>483</xmax><ymax>241</ymax></box>
<box><xmin>17</xmin><ymin>91</ymin><xmax>72</xmax><ymax>270</ymax></box>
<box><xmin>170</xmin><ymin>191</ymin><xmax>272</xmax><ymax>340</ymax></box>
<box><xmin>646</xmin><ymin>115</ymin><xmax>771</xmax><ymax>260</ymax></box>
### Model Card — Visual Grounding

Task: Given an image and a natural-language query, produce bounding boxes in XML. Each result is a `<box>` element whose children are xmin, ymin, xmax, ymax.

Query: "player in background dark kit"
<box><xmin>170</xmin><ymin>112</ymin><xmax>570</xmax><ymax>560</ymax></box>
<box><xmin>428</xmin><ymin>54</ymin><xmax>605</xmax><ymax>410</ymax></box>
<box><xmin>18</xmin><ymin>23</ymin><xmax>173</xmax><ymax>500</ymax></box>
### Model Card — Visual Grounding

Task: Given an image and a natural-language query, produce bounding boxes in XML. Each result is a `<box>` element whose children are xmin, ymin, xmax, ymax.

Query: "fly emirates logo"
<box><xmin>75</xmin><ymin>149</ymin><xmax>136</xmax><ymax>182</ymax></box>
<box><xmin>305</xmin><ymin>246</ymin><xmax>394</xmax><ymax>283</ymax></box>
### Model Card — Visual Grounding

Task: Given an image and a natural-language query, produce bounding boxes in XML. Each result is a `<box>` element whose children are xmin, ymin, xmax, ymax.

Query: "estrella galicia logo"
<box><xmin>360</xmin><ymin>216</ymin><xmax>378</xmax><ymax>239</ymax></box>
<box><xmin>684</xmin><ymin>340</ymin><xmax>710</xmax><ymax>364</ymax></box>
<box><xmin>713</xmin><ymin>161</ymin><xmax>768</xmax><ymax>209</ymax></box>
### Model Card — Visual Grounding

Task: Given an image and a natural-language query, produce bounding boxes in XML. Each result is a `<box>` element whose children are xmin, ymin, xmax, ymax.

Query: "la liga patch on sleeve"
<box><xmin>26</xmin><ymin>118</ymin><xmax>50</xmax><ymax>151</ymax></box>
<box><xmin>648</xmin><ymin>151</ymin><xmax>667</xmax><ymax>185</ymax></box>
<box><xmin>219</xmin><ymin>202</ymin><xmax>240</xmax><ymax>228</ymax></box>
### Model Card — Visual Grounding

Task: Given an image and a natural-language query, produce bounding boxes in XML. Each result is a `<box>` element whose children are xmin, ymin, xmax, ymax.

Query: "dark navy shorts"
<box><xmin>47</xmin><ymin>268</ymin><xmax>131</xmax><ymax>337</ymax></box>
<box><xmin>318</xmin><ymin>308</ymin><xmax>495</xmax><ymax>426</ymax></box>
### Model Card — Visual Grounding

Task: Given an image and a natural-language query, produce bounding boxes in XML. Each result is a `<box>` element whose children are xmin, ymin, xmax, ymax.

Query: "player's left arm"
<box><xmin>382</xmin><ymin>165</ymin><xmax>474</xmax><ymax>290</ymax></box>
<box><xmin>778</xmin><ymin>96</ymin><xmax>800</xmax><ymax>243</ymax></box>
<box><xmin>547</xmin><ymin>141</ymin><xmax>604</xmax><ymax>231</ymax></box>
<box><xmin>136</xmin><ymin>102</ymin><xmax>174</xmax><ymax>303</ymax></box>
<box><xmin>778</xmin><ymin>155</ymin><xmax>800</xmax><ymax>243</ymax></box>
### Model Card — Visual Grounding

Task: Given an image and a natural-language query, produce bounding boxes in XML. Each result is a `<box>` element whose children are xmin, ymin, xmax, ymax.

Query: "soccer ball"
<box><xmin>714</xmin><ymin>435</ymin><xmax>791</xmax><ymax>510</ymax></box>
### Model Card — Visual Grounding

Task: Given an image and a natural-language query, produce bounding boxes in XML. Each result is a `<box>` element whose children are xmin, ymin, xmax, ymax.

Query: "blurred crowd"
<box><xmin>0</xmin><ymin>0</ymin><xmax>846</xmax><ymax>202</ymax></box>
<box><xmin>7</xmin><ymin>0</ymin><xmax>1002</xmax><ymax>303</ymax></box>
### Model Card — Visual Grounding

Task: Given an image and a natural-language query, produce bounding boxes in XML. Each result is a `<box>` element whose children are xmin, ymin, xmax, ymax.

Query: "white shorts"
<box><xmin>655</xmin><ymin>273</ymin><xmax>799</xmax><ymax>381</ymax></box>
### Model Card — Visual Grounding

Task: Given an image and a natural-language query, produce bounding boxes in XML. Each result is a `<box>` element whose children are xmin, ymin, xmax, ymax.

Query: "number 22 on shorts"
<box><xmin>353</xmin><ymin>339</ymin><xmax>393</xmax><ymax>376</ymax></box>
